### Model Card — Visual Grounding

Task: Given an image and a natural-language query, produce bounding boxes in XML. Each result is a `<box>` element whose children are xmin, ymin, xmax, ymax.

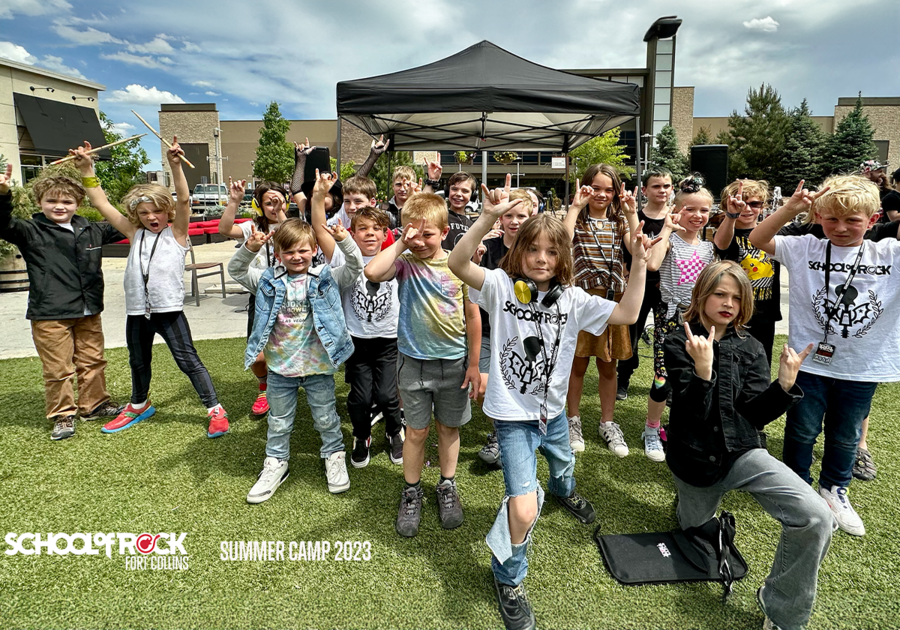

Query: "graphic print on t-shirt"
<box><xmin>676</xmin><ymin>250</ymin><xmax>706</xmax><ymax>285</ymax></box>
<box><xmin>350</xmin><ymin>280</ymin><xmax>393</xmax><ymax>323</ymax></box>
<box><xmin>499</xmin><ymin>335</ymin><xmax>548</xmax><ymax>396</ymax></box>
<box><xmin>812</xmin><ymin>284</ymin><xmax>883</xmax><ymax>339</ymax></box>
<box><xmin>738</xmin><ymin>237</ymin><xmax>775</xmax><ymax>300</ymax></box>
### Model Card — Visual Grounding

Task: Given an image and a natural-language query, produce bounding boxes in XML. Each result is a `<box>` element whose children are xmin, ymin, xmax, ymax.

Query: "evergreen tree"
<box><xmin>778</xmin><ymin>99</ymin><xmax>828</xmax><ymax>189</ymax></box>
<box><xmin>647</xmin><ymin>125</ymin><xmax>689</xmax><ymax>181</ymax></box>
<box><xmin>826</xmin><ymin>93</ymin><xmax>878</xmax><ymax>176</ymax></box>
<box><xmin>253</xmin><ymin>102</ymin><xmax>293</xmax><ymax>184</ymax></box>
<box><xmin>723</xmin><ymin>84</ymin><xmax>789</xmax><ymax>181</ymax></box>
<box><xmin>569</xmin><ymin>128</ymin><xmax>633</xmax><ymax>182</ymax></box>
<box><xmin>94</xmin><ymin>111</ymin><xmax>150</xmax><ymax>203</ymax></box>
<box><xmin>691</xmin><ymin>126</ymin><xmax>712</xmax><ymax>147</ymax></box>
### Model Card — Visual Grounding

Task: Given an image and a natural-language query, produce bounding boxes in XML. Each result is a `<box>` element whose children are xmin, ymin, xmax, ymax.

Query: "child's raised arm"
<box><xmin>289</xmin><ymin>138</ymin><xmax>313</xmax><ymax>217</ymax></box>
<box><xmin>750</xmin><ymin>181</ymin><xmax>828</xmax><ymax>255</ymax></box>
<box><xmin>167</xmin><ymin>138</ymin><xmax>191</xmax><ymax>245</ymax></box>
<box><xmin>310</xmin><ymin>169</ymin><xmax>338</xmax><ymax>261</ymax></box>
<box><xmin>620</xmin><ymin>184</ymin><xmax>641</xmax><ymax>254</ymax></box>
<box><xmin>365</xmin><ymin>223</ymin><xmax>411</xmax><ymax>283</ymax></box>
<box><xmin>70</xmin><ymin>142</ymin><xmax>136</xmax><ymax>239</ymax></box>
<box><xmin>219</xmin><ymin>177</ymin><xmax>247</xmax><ymax>238</ymax></box>
<box><xmin>355</xmin><ymin>135</ymin><xmax>388</xmax><ymax>179</ymax></box>
<box><xmin>646</xmin><ymin>208</ymin><xmax>682</xmax><ymax>272</ymax></box>
<box><xmin>713</xmin><ymin>180</ymin><xmax>745</xmax><ymax>252</ymax></box>
<box><xmin>449</xmin><ymin>174</ymin><xmax>524</xmax><ymax>292</ymax></box>
<box><xmin>563</xmin><ymin>184</ymin><xmax>592</xmax><ymax>241</ymax></box>
<box><xmin>609</xmin><ymin>225</ymin><xmax>659</xmax><ymax>325</ymax></box>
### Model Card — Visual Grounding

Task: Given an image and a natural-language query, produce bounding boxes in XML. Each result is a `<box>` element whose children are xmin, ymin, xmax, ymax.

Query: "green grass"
<box><xmin>1</xmin><ymin>336</ymin><xmax>898</xmax><ymax>629</ymax></box>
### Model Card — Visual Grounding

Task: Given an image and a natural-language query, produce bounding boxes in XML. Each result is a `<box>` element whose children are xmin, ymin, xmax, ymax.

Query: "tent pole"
<box><xmin>564</xmin><ymin>152</ymin><xmax>569</xmax><ymax>214</ymax></box>
<box><xmin>481</xmin><ymin>151</ymin><xmax>488</xmax><ymax>204</ymax></box>
<box><xmin>634</xmin><ymin>115</ymin><xmax>642</xmax><ymax>211</ymax></box>
<box><xmin>336</xmin><ymin>117</ymin><xmax>342</xmax><ymax>174</ymax></box>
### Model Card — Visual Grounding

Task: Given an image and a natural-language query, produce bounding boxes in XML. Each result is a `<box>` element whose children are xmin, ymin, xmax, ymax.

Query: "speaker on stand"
<box><xmin>690</xmin><ymin>145</ymin><xmax>729</xmax><ymax>201</ymax></box>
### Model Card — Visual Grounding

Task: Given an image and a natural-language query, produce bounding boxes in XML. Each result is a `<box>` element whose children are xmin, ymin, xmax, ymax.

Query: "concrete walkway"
<box><xmin>0</xmin><ymin>240</ymin><xmax>791</xmax><ymax>360</ymax></box>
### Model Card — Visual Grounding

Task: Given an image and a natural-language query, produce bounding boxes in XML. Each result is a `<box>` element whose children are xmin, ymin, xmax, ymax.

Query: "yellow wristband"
<box><xmin>82</xmin><ymin>176</ymin><xmax>100</xmax><ymax>188</ymax></box>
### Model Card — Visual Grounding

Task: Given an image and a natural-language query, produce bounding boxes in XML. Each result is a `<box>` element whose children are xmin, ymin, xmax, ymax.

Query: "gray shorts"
<box><xmin>478</xmin><ymin>334</ymin><xmax>492</xmax><ymax>374</ymax></box>
<box><xmin>398</xmin><ymin>354</ymin><xmax>472</xmax><ymax>430</ymax></box>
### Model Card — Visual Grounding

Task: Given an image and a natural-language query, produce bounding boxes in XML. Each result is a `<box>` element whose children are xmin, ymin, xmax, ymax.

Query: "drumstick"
<box><xmin>132</xmin><ymin>109</ymin><xmax>196</xmax><ymax>169</ymax></box>
<box><xmin>51</xmin><ymin>134</ymin><xmax>147</xmax><ymax>164</ymax></box>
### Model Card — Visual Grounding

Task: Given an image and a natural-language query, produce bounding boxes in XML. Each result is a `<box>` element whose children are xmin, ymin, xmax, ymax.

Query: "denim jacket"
<box><xmin>228</xmin><ymin>237</ymin><xmax>363</xmax><ymax>371</ymax></box>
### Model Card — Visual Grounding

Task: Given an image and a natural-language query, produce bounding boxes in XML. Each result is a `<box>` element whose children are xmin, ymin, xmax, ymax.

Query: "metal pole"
<box><xmin>564</xmin><ymin>152</ymin><xmax>570</xmax><ymax>213</ymax></box>
<box><xmin>481</xmin><ymin>150</ymin><xmax>488</xmax><ymax>204</ymax></box>
<box><xmin>635</xmin><ymin>116</ymin><xmax>643</xmax><ymax>211</ymax></box>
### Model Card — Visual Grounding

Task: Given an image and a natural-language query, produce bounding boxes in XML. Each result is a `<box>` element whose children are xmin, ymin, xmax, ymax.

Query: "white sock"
<box><xmin>132</xmin><ymin>400</ymin><xmax>147</xmax><ymax>411</ymax></box>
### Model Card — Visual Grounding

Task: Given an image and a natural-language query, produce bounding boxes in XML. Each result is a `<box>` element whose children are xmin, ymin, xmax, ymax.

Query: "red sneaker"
<box><xmin>207</xmin><ymin>406</ymin><xmax>229</xmax><ymax>438</ymax></box>
<box><xmin>101</xmin><ymin>401</ymin><xmax>156</xmax><ymax>433</ymax></box>
<box><xmin>250</xmin><ymin>391</ymin><xmax>269</xmax><ymax>418</ymax></box>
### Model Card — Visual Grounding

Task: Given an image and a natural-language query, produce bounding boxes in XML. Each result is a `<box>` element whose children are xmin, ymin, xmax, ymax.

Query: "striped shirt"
<box><xmin>573</xmin><ymin>216</ymin><xmax>627</xmax><ymax>293</ymax></box>
<box><xmin>659</xmin><ymin>233</ymin><xmax>716</xmax><ymax>318</ymax></box>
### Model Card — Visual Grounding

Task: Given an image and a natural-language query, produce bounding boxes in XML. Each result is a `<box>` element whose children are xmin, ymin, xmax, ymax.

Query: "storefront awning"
<box><xmin>14</xmin><ymin>93</ymin><xmax>109</xmax><ymax>159</ymax></box>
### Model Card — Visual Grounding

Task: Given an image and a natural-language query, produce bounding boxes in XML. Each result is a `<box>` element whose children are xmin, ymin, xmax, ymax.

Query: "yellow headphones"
<box><xmin>513</xmin><ymin>278</ymin><xmax>564</xmax><ymax>307</ymax></box>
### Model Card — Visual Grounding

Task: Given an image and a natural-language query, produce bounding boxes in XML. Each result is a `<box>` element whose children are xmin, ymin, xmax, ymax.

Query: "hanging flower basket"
<box><xmin>493</xmin><ymin>151</ymin><xmax>519</xmax><ymax>165</ymax></box>
<box><xmin>455</xmin><ymin>151</ymin><xmax>475</xmax><ymax>165</ymax></box>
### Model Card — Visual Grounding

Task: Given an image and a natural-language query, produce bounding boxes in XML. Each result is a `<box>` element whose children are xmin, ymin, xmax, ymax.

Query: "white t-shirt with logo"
<box><xmin>471</xmin><ymin>268</ymin><xmax>615</xmax><ymax>421</ymax></box>
<box><xmin>773</xmin><ymin>234</ymin><xmax>900</xmax><ymax>381</ymax></box>
<box><xmin>330</xmin><ymin>247</ymin><xmax>399</xmax><ymax>339</ymax></box>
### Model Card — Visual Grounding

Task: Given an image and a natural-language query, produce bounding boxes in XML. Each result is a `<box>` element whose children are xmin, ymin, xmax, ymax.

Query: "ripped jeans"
<box><xmin>487</xmin><ymin>413</ymin><xmax>575</xmax><ymax>585</ymax></box>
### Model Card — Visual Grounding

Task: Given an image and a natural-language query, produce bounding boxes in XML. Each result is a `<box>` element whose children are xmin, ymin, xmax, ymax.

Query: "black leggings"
<box><xmin>126</xmin><ymin>312</ymin><xmax>218</xmax><ymax>408</ymax></box>
<box><xmin>344</xmin><ymin>336</ymin><xmax>402</xmax><ymax>440</ymax></box>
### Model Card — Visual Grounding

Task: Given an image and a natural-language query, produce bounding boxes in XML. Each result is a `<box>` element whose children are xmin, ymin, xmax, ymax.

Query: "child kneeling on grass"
<box><xmin>448</xmin><ymin>175</ymin><xmax>655</xmax><ymax>630</ymax></box>
<box><xmin>229</xmin><ymin>217</ymin><xmax>362</xmax><ymax>502</ymax></box>
<box><xmin>72</xmin><ymin>141</ymin><xmax>228</xmax><ymax>437</ymax></box>
<box><xmin>664</xmin><ymin>260</ymin><xmax>831</xmax><ymax>630</ymax></box>
<box><xmin>750</xmin><ymin>176</ymin><xmax>900</xmax><ymax>538</ymax></box>
<box><xmin>0</xmin><ymin>164</ymin><xmax>123</xmax><ymax>441</ymax></box>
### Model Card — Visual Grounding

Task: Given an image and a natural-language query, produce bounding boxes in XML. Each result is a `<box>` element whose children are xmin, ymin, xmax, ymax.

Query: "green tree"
<box><xmin>648</xmin><ymin>124</ymin><xmax>689</xmax><ymax>181</ymax></box>
<box><xmin>826</xmin><ymin>93</ymin><xmax>878</xmax><ymax>176</ymax></box>
<box><xmin>691</xmin><ymin>126</ymin><xmax>712</xmax><ymax>147</ymax></box>
<box><xmin>778</xmin><ymin>99</ymin><xmax>828</xmax><ymax>189</ymax></box>
<box><xmin>569</xmin><ymin>128</ymin><xmax>633</xmax><ymax>182</ymax></box>
<box><xmin>253</xmin><ymin>102</ymin><xmax>293</xmax><ymax>184</ymax></box>
<box><xmin>93</xmin><ymin>111</ymin><xmax>150</xmax><ymax>204</ymax></box>
<box><xmin>330</xmin><ymin>157</ymin><xmax>358</xmax><ymax>181</ymax></box>
<box><xmin>367</xmin><ymin>151</ymin><xmax>424</xmax><ymax>200</ymax></box>
<box><xmin>722</xmin><ymin>84</ymin><xmax>789</xmax><ymax>182</ymax></box>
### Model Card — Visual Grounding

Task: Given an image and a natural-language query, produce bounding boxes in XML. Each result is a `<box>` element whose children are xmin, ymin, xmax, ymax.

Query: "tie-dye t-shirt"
<box><xmin>394</xmin><ymin>252</ymin><xmax>469</xmax><ymax>360</ymax></box>
<box><xmin>263</xmin><ymin>273</ymin><xmax>336</xmax><ymax>377</ymax></box>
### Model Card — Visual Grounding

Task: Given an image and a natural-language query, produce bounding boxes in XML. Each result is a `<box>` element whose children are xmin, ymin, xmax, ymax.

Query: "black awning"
<box><xmin>14</xmin><ymin>93</ymin><xmax>109</xmax><ymax>159</ymax></box>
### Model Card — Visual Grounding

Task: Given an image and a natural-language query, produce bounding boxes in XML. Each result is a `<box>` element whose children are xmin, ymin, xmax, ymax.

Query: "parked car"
<box><xmin>191</xmin><ymin>184</ymin><xmax>228</xmax><ymax>208</ymax></box>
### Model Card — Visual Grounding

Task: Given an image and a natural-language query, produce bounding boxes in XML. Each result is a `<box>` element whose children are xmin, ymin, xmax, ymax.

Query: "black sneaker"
<box><xmin>396</xmin><ymin>484</ymin><xmax>424</xmax><ymax>537</ymax></box>
<box><xmin>81</xmin><ymin>401</ymin><xmax>124</xmax><ymax>421</ymax></box>
<box><xmin>478</xmin><ymin>432</ymin><xmax>502</xmax><ymax>466</ymax></box>
<box><xmin>616</xmin><ymin>381</ymin><xmax>629</xmax><ymax>401</ymax></box>
<box><xmin>350</xmin><ymin>436</ymin><xmax>371</xmax><ymax>468</ymax></box>
<box><xmin>386</xmin><ymin>429</ymin><xmax>404</xmax><ymax>465</ymax></box>
<box><xmin>493</xmin><ymin>576</ymin><xmax>536</xmax><ymax>630</ymax></box>
<box><xmin>436</xmin><ymin>478</ymin><xmax>464</xmax><ymax>529</ymax></box>
<box><xmin>553</xmin><ymin>490</ymin><xmax>596</xmax><ymax>524</ymax></box>
<box><xmin>51</xmin><ymin>415</ymin><xmax>76</xmax><ymax>441</ymax></box>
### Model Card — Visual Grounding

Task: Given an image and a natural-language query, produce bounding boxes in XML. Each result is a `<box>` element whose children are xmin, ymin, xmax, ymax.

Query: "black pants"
<box><xmin>746</xmin><ymin>315</ymin><xmax>777</xmax><ymax>369</ymax></box>
<box><xmin>126</xmin><ymin>312</ymin><xmax>218</xmax><ymax>408</ymax></box>
<box><xmin>617</xmin><ymin>281</ymin><xmax>661</xmax><ymax>385</ymax></box>
<box><xmin>344</xmin><ymin>336</ymin><xmax>402</xmax><ymax>440</ymax></box>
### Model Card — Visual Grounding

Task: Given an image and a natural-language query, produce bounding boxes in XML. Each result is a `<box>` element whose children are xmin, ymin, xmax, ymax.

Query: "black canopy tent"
<box><xmin>335</xmin><ymin>40</ymin><xmax>643</xmax><ymax>200</ymax></box>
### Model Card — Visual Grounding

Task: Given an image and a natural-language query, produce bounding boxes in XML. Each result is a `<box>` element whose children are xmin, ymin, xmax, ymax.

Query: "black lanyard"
<box><xmin>139</xmin><ymin>230</ymin><xmax>161</xmax><ymax>318</ymax></box>
<box><xmin>587</xmin><ymin>218</ymin><xmax>619</xmax><ymax>289</ymax></box>
<box><xmin>528</xmin><ymin>299</ymin><xmax>563</xmax><ymax>434</ymax></box>
<box><xmin>822</xmin><ymin>241</ymin><xmax>865</xmax><ymax>342</ymax></box>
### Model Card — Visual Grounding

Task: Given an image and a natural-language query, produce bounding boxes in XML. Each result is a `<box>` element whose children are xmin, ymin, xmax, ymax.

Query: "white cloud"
<box><xmin>106</xmin><ymin>84</ymin><xmax>184</xmax><ymax>105</ymax></box>
<box><xmin>101</xmin><ymin>51</ymin><xmax>172</xmax><ymax>69</ymax></box>
<box><xmin>192</xmin><ymin>80</ymin><xmax>214</xmax><ymax>88</ymax></box>
<box><xmin>110</xmin><ymin>121</ymin><xmax>136</xmax><ymax>135</ymax></box>
<box><xmin>0</xmin><ymin>0</ymin><xmax>71</xmax><ymax>20</ymax></box>
<box><xmin>0</xmin><ymin>41</ymin><xmax>37</xmax><ymax>64</ymax></box>
<box><xmin>249</xmin><ymin>102</ymin><xmax>259</xmax><ymax>107</ymax></box>
<box><xmin>127</xmin><ymin>36</ymin><xmax>175</xmax><ymax>54</ymax></box>
<box><xmin>743</xmin><ymin>17</ymin><xmax>779</xmax><ymax>32</ymax></box>
<box><xmin>53</xmin><ymin>23</ymin><xmax>123</xmax><ymax>45</ymax></box>
<box><xmin>205</xmin><ymin>91</ymin><xmax>219</xmax><ymax>96</ymax></box>
<box><xmin>183</xmin><ymin>42</ymin><xmax>201</xmax><ymax>53</ymax></box>
<box><xmin>38</xmin><ymin>55</ymin><xmax>86</xmax><ymax>78</ymax></box>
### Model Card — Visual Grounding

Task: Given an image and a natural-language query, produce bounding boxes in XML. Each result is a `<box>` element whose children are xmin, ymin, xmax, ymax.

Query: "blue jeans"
<box><xmin>674</xmin><ymin>449</ymin><xmax>833</xmax><ymax>630</ymax></box>
<box><xmin>488</xmin><ymin>413</ymin><xmax>575</xmax><ymax>586</ymax></box>
<box><xmin>265</xmin><ymin>371</ymin><xmax>344</xmax><ymax>460</ymax></box>
<box><xmin>783</xmin><ymin>372</ymin><xmax>876</xmax><ymax>489</ymax></box>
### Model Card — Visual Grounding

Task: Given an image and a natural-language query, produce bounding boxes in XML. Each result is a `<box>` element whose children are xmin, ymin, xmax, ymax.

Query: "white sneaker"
<box><xmin>819</xmin><ymin>484</ymin><xmax>865</xmax><ymax>536</ymax></box>
<box><xmin>247</xmin><ymin>456</ymin><xmax>289</xmax><ymax>504</ymax></box>
<box><xmin>642</xmin><ymin>426</ymin><xmax>665</xmax><ymax>462</ymax></box>
<box><xmin>325</xmin><ymin>450</ymin><xmax>350</xmax><ymax>494</ymax></box>
<box><xmin>568</xmin><ymin>416</ymin><xmax>585</xmax><ymax>452</ymax></box>
<box><xmin>599</xmin><ymin>422</ymin><xmax>629</xmax><ymax>457</ymax></box>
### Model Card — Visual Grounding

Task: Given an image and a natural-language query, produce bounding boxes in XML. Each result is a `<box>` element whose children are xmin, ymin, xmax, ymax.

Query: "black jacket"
<box><xmin>0</xmin><ymin>192</ymin><xmax>123</xmax><ymax>320</ymax></box>
<box><xmin>664</xmin><ymin>321</ymin><xmax>802</xmax><ymax>486</ymax></box>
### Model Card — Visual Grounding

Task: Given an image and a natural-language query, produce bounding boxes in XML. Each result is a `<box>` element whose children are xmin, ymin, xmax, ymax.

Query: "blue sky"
<box><xmin>2</xmin><ymin>0</ymin><xmax>896</xmax><ymax>170</ymax></box>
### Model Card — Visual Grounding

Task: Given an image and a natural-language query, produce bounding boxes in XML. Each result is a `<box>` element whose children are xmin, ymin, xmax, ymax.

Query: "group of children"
<box><xmin>3</xmin><ymin>136</ymin><xmax>899</xmax><ymax>630</ymax></box>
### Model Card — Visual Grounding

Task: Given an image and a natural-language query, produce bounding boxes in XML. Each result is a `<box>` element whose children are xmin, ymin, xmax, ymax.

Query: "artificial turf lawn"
<box><xmin>0</xmin><ymin>335</ymin><xmax>898</xmax><ymax>630</ymax></box>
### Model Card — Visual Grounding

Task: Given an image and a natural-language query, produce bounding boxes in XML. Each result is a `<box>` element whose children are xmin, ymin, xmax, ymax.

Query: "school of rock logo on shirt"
<box><xmin>351</xmin><ymin>280</ymin><xmax>393</xmax><ymax>323</ymax></box>
<box><xmin>812</xmin><ymin>285</ymin><xmax>883</xmax><ymax>339</ymax></box>
<box><xmin>499</xmin><ymin>335</ymin><xmax>549</xmax><ymax>396</ymax></box>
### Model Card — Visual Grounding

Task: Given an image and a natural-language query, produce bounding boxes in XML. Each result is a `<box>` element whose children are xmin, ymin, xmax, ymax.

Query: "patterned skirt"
<box><xmin>574</xmin><ymin>288</ymin><xmax>632</xmax><ymax>362</ymax></box>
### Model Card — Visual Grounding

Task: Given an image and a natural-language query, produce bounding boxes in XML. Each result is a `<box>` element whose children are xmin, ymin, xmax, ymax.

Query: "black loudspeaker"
<box><xmin>690</xmin><ymin>145</ymin><xmax>729</xmax><ymax>200</ymax></box>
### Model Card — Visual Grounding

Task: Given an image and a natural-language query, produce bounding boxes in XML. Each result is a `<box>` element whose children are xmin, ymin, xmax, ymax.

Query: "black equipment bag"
<box><xmin>593</xmin><ymin>511</ymin><xmax>748</xmax><ymax>601</ymax></box>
